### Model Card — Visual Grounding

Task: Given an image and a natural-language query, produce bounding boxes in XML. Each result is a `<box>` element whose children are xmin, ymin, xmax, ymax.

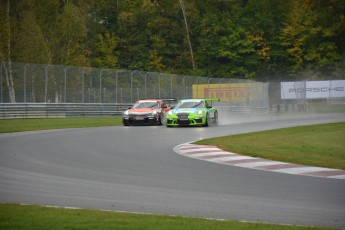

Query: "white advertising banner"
<box><xmin>281</xmin><ymin>80</ymin><xmax>345</xmax><ymax>99</ymax></box>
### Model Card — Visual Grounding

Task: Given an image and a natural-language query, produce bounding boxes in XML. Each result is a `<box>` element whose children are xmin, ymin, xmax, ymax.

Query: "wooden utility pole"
<box><xmin>179</xmin><ymin>0</ymin><xmax>196</xmax><ymax>70</ymax></box>
<box><xmin>5</xmin><ymin>0</ymin><xmax>15</xmax><ymax>103</ymax></box>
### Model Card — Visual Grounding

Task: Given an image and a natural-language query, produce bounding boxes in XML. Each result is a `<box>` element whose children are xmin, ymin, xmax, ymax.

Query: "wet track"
<box><xmin>0</xmin><ymin>113</ymin><xmax>345</xmax><ymax>228</ymax></box>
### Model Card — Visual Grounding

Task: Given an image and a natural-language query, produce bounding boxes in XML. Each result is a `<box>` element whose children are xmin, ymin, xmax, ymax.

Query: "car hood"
<box><xmin>173</xmin><ymin>108</ymin><xmax>200</xmax><ymax>114</ymax></box>
<box><xmin>128</xmin><ymin>108</ymin><xmax>158</xmax><ymax>113</ymax></box>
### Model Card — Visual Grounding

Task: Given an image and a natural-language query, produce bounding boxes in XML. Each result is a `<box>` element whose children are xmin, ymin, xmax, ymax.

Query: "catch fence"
<box><xmin>0</xmin><ymin>62</ymin><xmax>269</xmax><ymax>108</ymax></box>
<box><xmin>1</xmin><ymin>62</ymin><xmax>344</xmax><ymax>118</ymax></box>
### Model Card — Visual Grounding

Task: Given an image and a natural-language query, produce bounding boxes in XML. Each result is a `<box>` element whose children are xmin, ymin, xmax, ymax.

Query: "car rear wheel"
<box><xmin>213</xmin><ymin>111</ymin><xmax>218</xmax><ymax>125</ymax></box>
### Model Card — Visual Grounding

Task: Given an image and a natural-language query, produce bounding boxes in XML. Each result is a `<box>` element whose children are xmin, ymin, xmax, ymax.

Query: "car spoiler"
<box><xmin>203</xmin><ymin>98</ymin><xmax>220</xmax><ymax>102</ymax></box>
<box><xmin>160</xmin><ymin>98</ymin><xmax>177</xmax><ymax>102</ymax></box>
<box><xmin>160</xmin><ymin>98</ymin><xmax>176</xmax><ymax>107</ymax></box>
<box><xmin>203</xmin><ymin>98</ymin><xmax>220</xmax><ymax>107</ymax></box>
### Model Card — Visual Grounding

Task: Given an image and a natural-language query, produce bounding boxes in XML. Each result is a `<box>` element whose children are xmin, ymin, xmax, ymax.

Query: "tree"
<box><xmin>92</xmin><ymin>31</ymin><xmax>119</xmax><ymax>69</ymax></box>
<box><xmin>1</xmin><ymin>0</ymin><xmax>15</xmax><ymax>102</ymax></box>
<box><xmin>217</xmin><ymin>25</ymin><xmax>258</xmax><ymax>78</ymax></box>
<box><xmin>194</xmin><ymin>0</ymin><xmax>259</xmax><ymax>78</ymax></box>
<box><xmin>15</xmin><ymin>1</ymin><xmax>49</xmax><ymax>63</ymax></box>
<box><xmin>240</xmin><ymin>0</ymin><xmax>291</xmax><ymax>79</ymax></box>
<box><xmin>1</xmin><ymin>0</ymin><xmax>344</xmax><ymax>83</ymax></box>
<box><xmin>54</xmin><ymin>2</ymin><xmax>88</xmax><ymax>66</ymax></box>
<box><xmin>148</xmin><ymin>49</ymin><xmax>165</xmax><ymax>72</ymax></box>
<box><xmin>280</xmin><ymin>0</ymin><xmax>342</xmax><ymax>78</ymax></box>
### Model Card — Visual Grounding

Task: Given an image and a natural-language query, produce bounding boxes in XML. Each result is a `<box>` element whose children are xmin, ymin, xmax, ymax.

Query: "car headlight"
<box><xmin>123</xmin><ymin>110</ymin><xmax>129</xmax><ymax>116</ymax></box>
<box><xmin>167</xmin><ymin>111</ymin><xmax>173</xmax><ymax>116</ymax></box>
<box><xmin>198</xmin><ymin>110</ymin><xmax>203</xmax><ymax>115</ymax></box>
<box><xmin>152</xmin><ymin>110</ymin><xmax>157</xmax><ymax>115</ymax></box>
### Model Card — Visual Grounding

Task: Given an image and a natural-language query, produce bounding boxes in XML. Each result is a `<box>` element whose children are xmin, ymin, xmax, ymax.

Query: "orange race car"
<box><xmin>122</xmin><ymin>99</ymin><xmax>175</xmax><ymax>126</ymax></box>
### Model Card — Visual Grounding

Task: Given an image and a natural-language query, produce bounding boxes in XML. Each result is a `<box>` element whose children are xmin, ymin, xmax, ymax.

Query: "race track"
<box><xmin>0</xmin><ymin>113</ymin><xmax>345</xmax><ymax>228</ymax></box>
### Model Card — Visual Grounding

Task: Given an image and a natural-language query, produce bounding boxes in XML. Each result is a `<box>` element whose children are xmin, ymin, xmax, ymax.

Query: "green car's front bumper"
<box><xmin>166</xmin><ymin>114</ymin><xmax>207</xmax><ymax>127</ymax></box>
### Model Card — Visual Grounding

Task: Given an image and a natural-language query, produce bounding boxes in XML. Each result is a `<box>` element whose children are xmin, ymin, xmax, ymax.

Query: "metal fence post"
<box><xmin>196</xmin><ymin>77</ymin><xmax>199</xmax><ymax>99</ymax></box>
<box><xmin>1</xmin><ymin>63</ymin><xmax>3</xmax><ymax>103</ymax></box>
<box><xmin>120</xmin><ymin>88</ymin><xmax>123</xmax><ymax>103</ymax></box>
<box><xmin>45</xmin><ymin>65</ymin><xmax>51</xmax><ymax>103</ymax></box>
<box><xmin>219</xmin><ymin>78</ymin><xmax>224</xmax><ymax>99</ymax></box>
<box><xmin>82</xmin><ymin>68</ymin><xmax>85</xmax><ymax>103</ymax></box>
<box><xmin>144</xmin><ymin>72</ymin><xmax>148</xmax><ymax>99</ymax></box>
<box><xmin>99</xmin><ymin>69</ymin><xmax>105</xmax><ymax>103</ymax></box>
<box><xmin>115</xmin><ymin>71</ymin><xmax>118</xmax><ymax>104</ymax></box>
<box><xmin>158</xmin><ymin>73</ymin><xmax>161</xmax><ymax>99</ymax></box>
<box><xmin>207</xmin><ymin>78</ymin><xmax>211</xmax><ymax>98</ymax></box>
<box><xmin>130</xmin><ymin>70</ymin><xmax>139</xmax><ymax>102</ymax></box>
<box><xmin>23</xmin><ymin>64</ymin><xmax>29</xmax><ymax>103</ymax></box>
<box><xmin>170</xmin><ymin>75</ymin><xmax>173</xmax><ymax>98</ymax></box>
<box><xmin>64</xmin><ymin>66</ymin><xmax>72</xmax><ymax>103</ymax></box>
<box><xmin>131</xmin><ymin>71</ymin><xmax>133</xmax><ymax>102</ymax></box>
<box><xmin>183</xmin><ymin>75</ymin><xmax>187</xmax><ymax>99</ymax></box>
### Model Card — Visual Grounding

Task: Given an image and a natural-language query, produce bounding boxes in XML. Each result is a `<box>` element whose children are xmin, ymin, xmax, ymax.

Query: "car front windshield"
<box><xmin>133</xmin><ymin>101</ymin><xmax>159</xmax><ymax>109</ymax></box>
<box><xmin>175</xmin><ymin>101</ymin><xmax>204</xmax><ymax>109</ymax></box>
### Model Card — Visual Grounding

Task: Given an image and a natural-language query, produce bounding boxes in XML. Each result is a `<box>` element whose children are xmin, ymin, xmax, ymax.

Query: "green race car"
<box><xmin>166</xmin><ymin>98</ymin><xmax>219</xmax><ymax>127</ymax></box>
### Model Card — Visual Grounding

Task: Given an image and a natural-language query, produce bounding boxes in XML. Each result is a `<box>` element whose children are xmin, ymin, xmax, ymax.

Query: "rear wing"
<box><xmin>160</xmin><ymin>98</ymin><xmax>177</xmax><ymax>108</ymax></box>
<box><xmin>160</xmin><ymin>98</ymin><xmax>177</xmax><ymax>102</ymax></box>
<box><xmin>204</xmin><ymin>98</ymin><xmax>220</xmax><ymax>102</ymax></box>
<box><xmin>203</xmin><ymin>98</ymin><xmax>220</xmax><ymax>107</ymax></box>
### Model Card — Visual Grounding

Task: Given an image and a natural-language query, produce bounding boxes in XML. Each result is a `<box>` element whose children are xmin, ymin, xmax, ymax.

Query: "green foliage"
<box><xmin>1</xmin><ymin>0</ymin><xmax>345</xmax><ymax>80</ymax></box>
<box><xmin>92</xmin><ymin>31</ymin><xmax>119</xmax><ymax>68</ymax></box>
<box><xmin>280</xmin><ymin>0</ymin><xmax>343</xmax><ymax>77</ymax></box>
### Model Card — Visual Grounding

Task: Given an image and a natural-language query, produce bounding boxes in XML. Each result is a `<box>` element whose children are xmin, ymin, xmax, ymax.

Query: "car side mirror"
<box><xmin>206</xmin><ymin>105</ymin><xmax>212</xmax><ymax>109</ymax></box>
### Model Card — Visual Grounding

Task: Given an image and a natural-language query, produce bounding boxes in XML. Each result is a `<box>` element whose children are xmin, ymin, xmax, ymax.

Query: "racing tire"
<box><xmin>123</xmin><ymin>119</ymin><xmax>130</xmax><ymax>126</ymax></box>
<box><xmin>204</xmin><ymin>113</ymin><xmax>210</xmax><ymax>127</ymax></box>
<box><xmin>160</xmin><ymin>113</ymin><xmax>165</xmax><ymax>126</ymax></box>
<box><xmin>213</xmin><ymin>111</ymin><xmax>218</xmax><ymax>125</ymax></box>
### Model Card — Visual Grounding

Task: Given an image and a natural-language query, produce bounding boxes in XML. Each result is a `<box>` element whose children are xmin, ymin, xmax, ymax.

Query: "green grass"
<box><xmin>195</xmin><ymin>122</ymin><xmax>345</xmax><ymax>170</ymax></box>
<box><xmin>0</xmin><ymin>203</ymin><xmax>334</xmax><ymax>230</ymax></box>
<box><xmin>0</xmin><ymin>116</ymin><xmax>122</xmax><ymax>133</ymax></box>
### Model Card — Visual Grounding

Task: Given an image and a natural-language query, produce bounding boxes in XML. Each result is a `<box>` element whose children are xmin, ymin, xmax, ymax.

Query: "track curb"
<box><xmin>173</xmin><ymin>143</ymin><xmax>345</xmax><ymax>180</ymax></box>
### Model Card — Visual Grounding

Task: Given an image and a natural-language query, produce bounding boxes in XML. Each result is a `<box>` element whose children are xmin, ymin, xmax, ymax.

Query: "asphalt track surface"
<box><xmin>0</xmin><ymin>113</ymin><xmax>345</xmax><ymax>228</ymax></box>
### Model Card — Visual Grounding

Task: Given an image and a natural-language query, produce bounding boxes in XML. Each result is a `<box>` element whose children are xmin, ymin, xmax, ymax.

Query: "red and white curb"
<box><xmin>174</xmin><ymin>143</ymin><xmax>345</xmax><ymax>180</ymax></box>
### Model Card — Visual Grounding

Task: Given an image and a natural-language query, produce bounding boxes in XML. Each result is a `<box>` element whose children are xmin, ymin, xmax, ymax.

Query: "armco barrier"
<box><xmin>0</xmin><ymin>103</ymin><xmax>132</xmax><ymax>118</ymax></box>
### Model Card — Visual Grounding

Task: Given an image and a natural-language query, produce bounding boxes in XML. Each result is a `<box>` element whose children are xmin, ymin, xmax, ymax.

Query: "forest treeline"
<box><xmin>1</xmin><ymin>0</ymin><xmax>345</xmax><ymax>81</ymax></box>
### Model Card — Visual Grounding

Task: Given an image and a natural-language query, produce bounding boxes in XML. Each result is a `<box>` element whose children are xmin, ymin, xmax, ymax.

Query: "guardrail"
<box><xmin>0</xmin><ymin>103</ymin><xmax>132</xmax><ymax>119</ymax></box>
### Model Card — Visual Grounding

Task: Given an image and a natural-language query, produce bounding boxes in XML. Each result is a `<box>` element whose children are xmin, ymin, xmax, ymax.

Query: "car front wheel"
<box><xmin>204</xmin><ymin>113</ymin><xmax>210</xmax><ymax>127</ymax></box>
<box><xmin>160</xmin><ymin>113</ymin><xmax>166</xmax><ymax>126</ymax></box>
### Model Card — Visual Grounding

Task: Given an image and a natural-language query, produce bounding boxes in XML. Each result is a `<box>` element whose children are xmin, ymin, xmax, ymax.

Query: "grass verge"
<box><xmin>0</xmin><ymin>116</ymin><xmax>122</xmax><ymax>133</ymax></box>
<box><xmin>195</xmin><ymin>122</ymin><xmax>345</xmax><ymax>170</ymax></box>
<box><xmin>0</xmin><ymin>203</ymin><xmax>334</xmax><ymax>230</ymax></box>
